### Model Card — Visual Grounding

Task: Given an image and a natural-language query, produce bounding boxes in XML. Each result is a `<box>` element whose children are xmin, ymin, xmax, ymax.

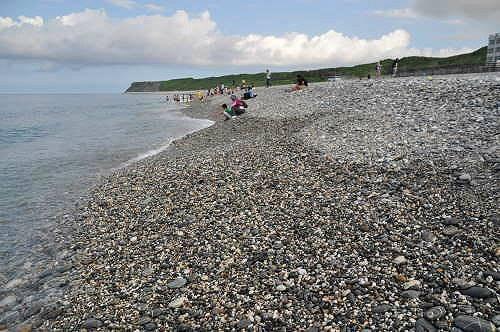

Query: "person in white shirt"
<box><xmin>266</xmin><ymin>69</ymin><xmax>272</xmax><ymax>88</ymax></box>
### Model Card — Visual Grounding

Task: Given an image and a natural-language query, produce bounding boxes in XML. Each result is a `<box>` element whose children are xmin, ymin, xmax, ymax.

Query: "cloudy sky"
<box><xmin>0</xmin><ymin>0</ymin><xmax>498</xmax><ymax>92</ymax></box>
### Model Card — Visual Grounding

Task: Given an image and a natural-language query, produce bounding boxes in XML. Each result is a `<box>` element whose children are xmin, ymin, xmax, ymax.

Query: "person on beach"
<box><xmin>230</xmin><ymin>95</ymin><xmax>247</xmax><ymax>115</ymax></box>
<box><xmin>291</xmin><ymin>74</ymin><xmax>308</xmax><ymax>91</ymax></box>
<box><xmin>376</xmin><ymin>61</ymin><xmax>382</xmax><ymax>78</ymax></box>
<box><xmin>392</xmin><ymin>58</ymin><xmax>399</xmax><ymax>77</ymax></box>
<box><xmin>266</xmin><ymin>69</ymin><xmax>272</xmax><ymax>88</ymax></box>
<box><xmin>222</xmin><ymin>103</ymin><xmax>234</xmax><ymax>120</ymax></box>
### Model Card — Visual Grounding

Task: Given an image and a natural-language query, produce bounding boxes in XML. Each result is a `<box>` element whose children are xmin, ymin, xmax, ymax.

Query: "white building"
<box><xmin>486</xmin><ymin>33</ymin><xmax>500</xmax><ymax>65</ymax></box>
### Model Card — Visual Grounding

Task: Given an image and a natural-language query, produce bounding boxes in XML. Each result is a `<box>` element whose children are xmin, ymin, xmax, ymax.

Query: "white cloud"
<box><xmin>144</xmin><ymin>3</ymin><xmax>165</xmax><ymax>12</ymax></box>
<box><xmin>373</xmin><ymin>8</ymin><xmax>419</xmax><ymax>19</ymax></box>
<box><xmin>106</xmin><ymin>0</ymin><xmax>137</xmax><ymax>10</ymax></box>
<box><xmin>0</xmin><ymin>16</ymin><xmax>44</xmax><ymax>30</ymax></box>
<box><xmin>0</xmin><ymin>9</ymin><xmax>471</xmax><ymax>69</ymax></box>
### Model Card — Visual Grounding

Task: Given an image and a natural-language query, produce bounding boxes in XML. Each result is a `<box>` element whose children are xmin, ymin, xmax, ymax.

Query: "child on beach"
<box><xmin>222</xmin><ymin>103</ymin><xmax>234</xmax><ymax>120</ymax></box>
<box><xmin>290</xmin><ymin>75</ymin><xmax>308</xmax><ymax>91</ymax></box>
<box><xmin>230</xmin><ymin>95</ymin><xmax>247</xmax><ymax>115</ymax></box>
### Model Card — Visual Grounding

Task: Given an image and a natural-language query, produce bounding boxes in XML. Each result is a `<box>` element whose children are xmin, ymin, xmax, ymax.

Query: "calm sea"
<box><xmin>0</xmin><ymin>94</ymin><xmax>212</xmax><ymax>275</ymax></box>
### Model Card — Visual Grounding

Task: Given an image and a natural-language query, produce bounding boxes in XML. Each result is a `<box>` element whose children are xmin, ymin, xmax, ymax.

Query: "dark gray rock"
<box><xmin>22</xmin><ymin>302</ymin><xmax>42</xmax><ymax>319</ymax></box>
<box><xmin>483</xmin><ymin>271</ymin><xmax>500</xmax><ymax>281</ymax></box>
<box><xmin>144</xmin><ymin>322</ymin><xmax>157</xmax><ymax>331</ymax></box>
<box><xmin>401</xmin><ymin>290</ymin><xmax>421</xmax><ymax>299</ymax></box>
<box><xmin>167</xmin><ymin>277</ymin><xmax>187</xmax><ymax>289</ymax></box>
<box><xmin>443</xmin><ymin>226</ymin><xmax>461</xmax><ymax>236</ymax></box>
<box><xmin>491</xmin><ymin>315</ymin><xmax>500</xmax><ymax>327</ymax></box>
<box><xmin>454</xmin><ymin>315</ymin><xmax>495</xmax><ymax>332</ymax></box>
<box><xmin>84</xmin><ymin>318</ymin><xmax>103</xmax><ymax>329</ymax></box>
<box><xmin>415</xmin><ymin>318</ymin><xmax>437</xmax><ymax>332</ymax></box>
<box><xmin>460</xmin><ymin>286</ymin><xmax>494</xmax><ymax>298</ymax></box>
<box><xmin>425</xmin><ymin>306</ymin><xmax>446</xmax><ymax>321</ymax></box>
<box><xmin>40</xmin><ymin>304</ymin><xmax>62</xmax><ymax>319</ymax></box>
<box><xmin>373</xmin><ymin>304</ymin><xmax>392</xmax><ymax>313</ymax></box>
<box><xmin>237</xmin><ymin>319</ymin><xmax>252</xmax><ymax>329</ymax></box>
<box><xmin>422</xmin><ymin>230</ymin><xmax>436</xmax><ymax>242</ymax></box>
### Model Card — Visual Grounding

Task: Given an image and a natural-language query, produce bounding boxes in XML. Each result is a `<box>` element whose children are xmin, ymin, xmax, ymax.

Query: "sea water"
<box><xmin>0</xmin><ymin>94</ymin><xmax>212</xmax><ymax>275</ymax></box>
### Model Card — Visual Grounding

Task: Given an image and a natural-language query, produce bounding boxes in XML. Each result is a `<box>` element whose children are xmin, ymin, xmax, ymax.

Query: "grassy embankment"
<box><xmin>148</xmin><ymin>47</ymin><xmax>487</xmax><ymax>91</ymax></box>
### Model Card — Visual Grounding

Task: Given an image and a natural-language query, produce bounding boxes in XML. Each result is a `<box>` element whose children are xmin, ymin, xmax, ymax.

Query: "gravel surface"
<box><xmin>1</xmin><ymin>74</ymin><xmax>499</xmax><ymax>331</ymax></box>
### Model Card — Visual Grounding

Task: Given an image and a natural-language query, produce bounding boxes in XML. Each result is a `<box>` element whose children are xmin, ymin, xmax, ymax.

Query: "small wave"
<box><xmin>117</xmin><ymin>140</ymin><xmax>175</xmax><ymax>169</ymax></box>
<box><xmin>116</xmin><ymin>120</ymin><xmax>214</xmax><ymax>169</ymax></box>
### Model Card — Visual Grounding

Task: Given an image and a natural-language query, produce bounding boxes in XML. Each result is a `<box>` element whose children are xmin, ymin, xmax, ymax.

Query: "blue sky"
<box><xmin>0</xmin><ymin>0</ymin><xmax>498</xmax><ymax>92</ymax></box>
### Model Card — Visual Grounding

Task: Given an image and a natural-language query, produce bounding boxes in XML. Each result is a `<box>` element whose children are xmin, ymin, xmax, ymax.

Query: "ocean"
<box><xmin>0</xmin><ymin>94</ymin><xmax>212</xmax><ymax>276</ymax></box>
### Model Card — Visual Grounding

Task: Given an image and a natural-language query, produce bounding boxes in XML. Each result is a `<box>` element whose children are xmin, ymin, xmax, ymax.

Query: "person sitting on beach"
<box><xmin>222</xmin><ymin>103</ymin><xmax>234</xmax><ymax>120</ymax></box>
<box><xmin>243</xmin><ymin>86</ymin><xmax>257</xmax><ymax>100</ymax></box>
<box><xmin>291</xmin><ymin>74</ymin><xmax>308</xmax><ymax>91</ymax></box>
<box><xmin>230</xmin><ymin>95</ymin><xmax>247</xmax><ymax>115</ymax></box>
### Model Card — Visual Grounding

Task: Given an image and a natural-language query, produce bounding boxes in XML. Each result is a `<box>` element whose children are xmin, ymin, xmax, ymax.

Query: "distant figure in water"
<box><xmin>376</xmin><ymin>61</ymin><xmax>382</xmax><ymax>78</ymax></box>
<box><xmin>266</xmin><ymin>69</ymin><xmax>272</xmax><ymax>88</ymax></box>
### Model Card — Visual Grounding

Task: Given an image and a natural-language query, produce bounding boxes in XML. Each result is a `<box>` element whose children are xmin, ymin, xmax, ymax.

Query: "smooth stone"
<box><xmin>458</xmin><ymin>173</ymin><xmax>472</xmax><ymax>182</ymax></box>
<box><xmin>151</xmin><ymin>308</ymin><xmax>165</xmax><ymax>318</ymax></box>
<box><xmin>443</xmin><ymin>217</ymin><xmax>460</xmax><ymax>225</ymax></box>
<box><xmin>168</xmin><ymin>296</ymin><xmax>188</xmax><ymax>309</ymax></box>
<box><xmin>483</xmin><ymin>271</ymin><xmax>500</xmax><ymax>281</ymax></box>
<box><xmin>457</xmin><ymin>305</ymin><xmax>475</xmax><ymax>315</ymax></box>
<box><xmin>454</xmin><ymin>315</ymin><xmax>496</xmax><ymax>332</ymax></box>
<box><xmin>373</xmin><ymin>304</ymin><xmax>392</xmax><ymax>313</ymax></box>
<box><xmin>167</xmin><ymin>277</ymin><xmax>187</xmax><ymax>289</ymax></box>
<box><xmin>136</xmin><ymin>316</ymin><xmax>151</xmax><ymax>325</ymax></box>
<box><xmin>424</xmin><ymin>306</ymin><xmax>446</xmax><ymax>321</ymax></box>
<box><xmin>84</xmin><ymin>318</ymin><xmax>103</xmax><ymax>329</ymax></box>
<box><xmin>403</xmin><ymin>279</ymin><xmax>421</xmax><ymax>290</ymax></box>
<box><xmin>0</xmin><ymin>295</ymin><xmax>17</xmax><ymax>308</ymax></box>
<box><xmin>393</xmin><ymin>256</ymin><xmax>408</xmax><ymax>265</ymax></box>
<box><xmin>401</xmin><ymin>290</ymin><xmax>421</xmax><ymax>299</ymax></box>
<box><xmin>237</xmin><ymin>319</ymin><xmax>252</xmax><ymax>329</ymax></box>
<box><xmin>40</xmin><ymin>304</ymin><xmax>62</xmax><ymax>319</ymax></box>
<box><xmin>443</xmin><ymin>226</ymin><xmax>460</xmax><ymax>236</ymax></box>
<box><xmin>492</xmin><ymin>315</ymin><xmax>500</xmax><ymax>327</ymax></box>
<box><xmin>422</xmin><ymin>230</ymin><xmax>436</xmax><ymax>242</ymax></box>
<box><xmin>3</xmin><ymin>279</ymin><xmax>23</xmax><ymax>290</ymax></box>
<box><xmin>144</xmin><ymin>322</ymin><xmax>157</xmax><ymax>331</ymax></box>
<box><xmin>415</xmin><ymin>318</ymin><xmax>437</xmax><ymax>332</ymax></box>
<box><xmin>460</xmin><ymin>286</ymin><xmax>494</xmax><ymax>298</ymax></box>
<box><xmin>276</xmin><ymin>284</ymin><xmax>286</xmax><ymax>291</ymax></box>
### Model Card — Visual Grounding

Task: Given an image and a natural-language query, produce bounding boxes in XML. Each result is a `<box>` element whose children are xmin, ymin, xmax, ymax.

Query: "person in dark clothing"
<box><xmin>392</xmin><ymin>58</ymin><xmax>400</xmax><ymax>77</ymax></box>
<box><xmin>292</xmin><ymin>75</ymin><xmax>308</xmax><ymax>91</ymax></box>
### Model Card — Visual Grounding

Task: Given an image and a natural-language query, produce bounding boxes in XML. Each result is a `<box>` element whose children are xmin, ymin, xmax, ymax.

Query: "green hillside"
<box><xmin>126</xmin><ymin>47</ymin><xmax>487</xmax><ymax>92</ymax></box>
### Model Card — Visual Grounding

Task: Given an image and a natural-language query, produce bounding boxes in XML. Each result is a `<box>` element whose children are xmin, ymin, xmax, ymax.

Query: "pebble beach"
<box><xmin>1</xmin><ymin>74</ymin><xmax>499</xmax><ymax>331</ymax></box>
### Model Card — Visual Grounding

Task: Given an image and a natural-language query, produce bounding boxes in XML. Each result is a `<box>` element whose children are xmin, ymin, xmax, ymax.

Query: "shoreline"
<box><xmin>1</xmin><ymin>74</ymin><xmax>498</xmax><ymax>330</ymax></box>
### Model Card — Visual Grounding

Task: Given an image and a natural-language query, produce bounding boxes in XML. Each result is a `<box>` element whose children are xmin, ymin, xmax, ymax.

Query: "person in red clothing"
<box><xmin>230</xmin><ymin>95</ymin><xmax>247</xmax><ymax>115</ymax></box>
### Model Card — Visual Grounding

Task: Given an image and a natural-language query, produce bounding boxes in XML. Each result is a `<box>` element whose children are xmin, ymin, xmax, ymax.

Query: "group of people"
<box><xmin>165</xmin><ymin>94</ymin><xmax>193</xmax><ymax>103</ymax></box>
<box><xmin>373</xmin><ymin>58</ymin><xmax>400</xmax><ymax>79</ymax></box>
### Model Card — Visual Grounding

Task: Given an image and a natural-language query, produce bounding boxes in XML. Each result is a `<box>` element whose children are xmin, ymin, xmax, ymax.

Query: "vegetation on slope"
<box><xmin>129</xmin><ymin>47</ymin><xmax>487</xmax><ymax>92</ymax></box>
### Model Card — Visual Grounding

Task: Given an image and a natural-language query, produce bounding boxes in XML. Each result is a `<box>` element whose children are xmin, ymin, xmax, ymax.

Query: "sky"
<box><xmin>0</xmin><ymin>0</ymin><xmax>498</xmax><ymax>93</ymax></box>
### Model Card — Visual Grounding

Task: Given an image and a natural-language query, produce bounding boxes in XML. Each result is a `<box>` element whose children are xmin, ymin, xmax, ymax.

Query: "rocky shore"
<box><xmin>1</xmin><ymin>74</ymin><xmax>499</xmax><ymax>331</ymax></box>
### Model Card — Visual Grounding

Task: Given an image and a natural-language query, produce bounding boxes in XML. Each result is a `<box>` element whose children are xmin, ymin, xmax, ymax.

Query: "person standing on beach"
<box><xmin>266</xmin><ymin>69</ymin><xmax>272</xmax><ymax>88</ymax></box>
<box><xmin>376</xmin><ymin>61</ymin><xmax>382</xmax><ymax>79</ymax></box>
<box><xmin>392</xmin><ymin>58</ymin><xmax>399</xmax><ymax>77</ymax></box>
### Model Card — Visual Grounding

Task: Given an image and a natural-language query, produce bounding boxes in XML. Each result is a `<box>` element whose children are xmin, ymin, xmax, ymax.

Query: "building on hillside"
<box><xmin>486</xmin><ymin>33</ymin><xmax>500</xmax><ymax>66</ymax></box>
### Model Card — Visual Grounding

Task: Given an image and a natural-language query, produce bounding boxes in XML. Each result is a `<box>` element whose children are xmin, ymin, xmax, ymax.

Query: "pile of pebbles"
<box><xmin>1</xmin><ymin>74</ymin><xmax>498</xmax><ymax>331</ymax></box>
